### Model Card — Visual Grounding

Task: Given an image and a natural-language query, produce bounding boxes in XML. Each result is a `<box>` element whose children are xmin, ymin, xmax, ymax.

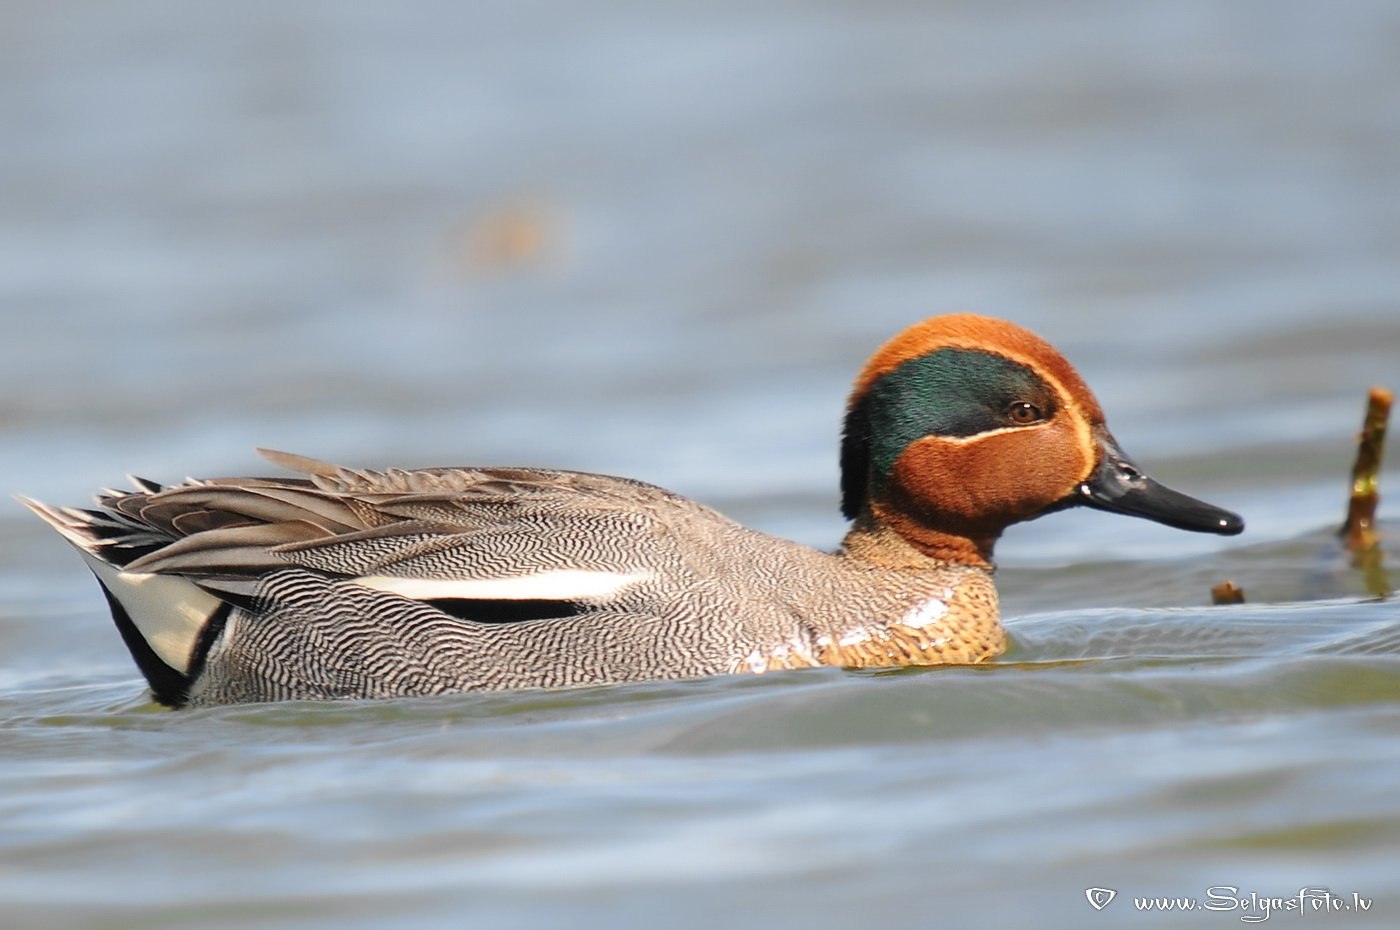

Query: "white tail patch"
<box><xmin>350</xmin><ymin>569</ymin><xmax>649</xmax><ymax>602</ymax></box>
<box><xmin>78</xmin><ymin>552</ymin><xmax>222</xmax><ymax>673</ymax></box>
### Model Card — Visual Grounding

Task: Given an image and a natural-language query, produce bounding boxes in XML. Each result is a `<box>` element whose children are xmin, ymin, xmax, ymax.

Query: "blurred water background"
<box><xmin>2</xmin><ymin>2</ymin><xmax>1399</xmax><ymax>927</ymax></box>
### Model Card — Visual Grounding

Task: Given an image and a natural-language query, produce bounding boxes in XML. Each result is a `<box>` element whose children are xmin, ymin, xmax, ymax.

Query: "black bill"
<box><xmin>1077</xmin><ymin>431</ymin><xmax>1244</xmax><ymax>536</ymax></box>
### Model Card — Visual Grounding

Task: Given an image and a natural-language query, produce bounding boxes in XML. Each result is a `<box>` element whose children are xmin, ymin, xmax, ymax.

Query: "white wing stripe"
<box><xmin>350</xmin><ymin>569</ymin><xmax>649</xmax><ymax>602</ymax></box>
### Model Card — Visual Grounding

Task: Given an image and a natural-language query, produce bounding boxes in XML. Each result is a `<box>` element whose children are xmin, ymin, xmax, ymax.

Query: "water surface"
<box><xmin>2</xmin><ymin>2</ymin><xmax>1398</xmax><ymax>928</ymax></box>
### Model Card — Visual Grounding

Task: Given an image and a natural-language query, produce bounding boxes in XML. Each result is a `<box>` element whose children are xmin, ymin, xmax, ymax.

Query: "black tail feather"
<box><xmin>97</xmin><ymin>580</ymin><xmax>232</xmax><ymax>708</ymax></box>
<box><xmin>98</xmin><ymin>581</ymin><xmax>191</xmax><ymax>707</ymax></box>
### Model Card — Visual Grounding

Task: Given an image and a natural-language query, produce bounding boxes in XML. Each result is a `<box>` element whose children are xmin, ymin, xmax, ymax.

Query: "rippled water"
<box><xmin>3</xmin><ymin>2</ymin><xmax>1399</xmax><ymax>928</ymax></box>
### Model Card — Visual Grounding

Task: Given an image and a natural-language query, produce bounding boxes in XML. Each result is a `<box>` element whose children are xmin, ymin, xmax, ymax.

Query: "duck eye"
<box><xmin>1008</xmin><ymin>402</ymin><xmax>1043</xmax><ymax>425</ymax></box>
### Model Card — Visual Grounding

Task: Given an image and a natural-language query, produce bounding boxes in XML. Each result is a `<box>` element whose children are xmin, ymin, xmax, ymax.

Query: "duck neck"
<box><xmin>840</xmin><ymin>509</ymin><xmax>996</xmax><ymax>572</ymax></box>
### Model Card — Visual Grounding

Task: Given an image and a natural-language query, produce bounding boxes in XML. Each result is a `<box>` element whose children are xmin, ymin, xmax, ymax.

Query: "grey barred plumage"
<box><xmin>19</xmin><ymin>315</ymin><xmax>1243</xmax><ymax>706</ymax></box>
<box><xmin>27</xmin><ymin>449</ymin><xmax>1003</xmax><ymax>706</ymax></box>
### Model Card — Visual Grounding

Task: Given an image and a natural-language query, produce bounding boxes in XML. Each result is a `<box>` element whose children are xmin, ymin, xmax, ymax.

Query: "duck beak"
<box><xmin>1076</xmin><ymin>431</ymin><xmax>1244</xmax><ymax>535</ymax></box>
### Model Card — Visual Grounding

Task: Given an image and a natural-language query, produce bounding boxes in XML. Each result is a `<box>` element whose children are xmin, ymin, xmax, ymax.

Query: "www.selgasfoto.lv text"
<box><xmin>1087</xmin><ymin>886</ymin><xmax>1373</xmax><ymax>921</ymax></box>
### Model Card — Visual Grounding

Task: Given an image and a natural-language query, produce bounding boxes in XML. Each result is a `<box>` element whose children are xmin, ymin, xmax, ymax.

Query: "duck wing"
<box><xmin>90</xmin><ymin>449</ymin><xmax>711</xmax><ymax>607</ymax></box>
<box><xmin>21</xmin><ymin>451</ymin><xmax>749</xmax><ymax>704</ymax></box>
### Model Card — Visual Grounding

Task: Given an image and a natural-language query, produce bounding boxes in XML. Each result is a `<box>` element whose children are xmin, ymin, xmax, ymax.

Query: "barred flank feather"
<box><xmin>19</xmin><ymin>448</ymin><xmax>1001</xmax><ymax>706</ymax></box>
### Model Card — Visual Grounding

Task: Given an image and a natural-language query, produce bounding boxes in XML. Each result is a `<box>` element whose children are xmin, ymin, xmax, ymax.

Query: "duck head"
<box><xmin>841</xmin><ymin>314</ymin><xmax>1243</xmax><ymax>567</ymax></box>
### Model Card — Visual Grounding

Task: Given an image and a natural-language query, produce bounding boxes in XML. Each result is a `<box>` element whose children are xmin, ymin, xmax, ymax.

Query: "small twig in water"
<box><xmin>1210</xmin><ymin>580</ymin><xmax>1246</xmax><ymax>605</ymax></box>
<box><xmin>1340</xmin><ymin>386</ymin><xmax>1392</xmax><ymax>596</ymax></box>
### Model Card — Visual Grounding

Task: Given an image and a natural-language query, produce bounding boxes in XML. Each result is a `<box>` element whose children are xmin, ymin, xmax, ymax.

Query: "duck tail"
<box><xmin>17</xmin><ymin>493</ymin><xmax>230</xmax><ymax>706</ymax></box>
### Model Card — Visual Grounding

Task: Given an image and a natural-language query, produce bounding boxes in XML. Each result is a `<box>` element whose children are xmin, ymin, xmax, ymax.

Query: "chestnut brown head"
<box><xmin>841</xmin><ymin>315</ymin><xmax>1242</xmax><ymax>565</ymax></box>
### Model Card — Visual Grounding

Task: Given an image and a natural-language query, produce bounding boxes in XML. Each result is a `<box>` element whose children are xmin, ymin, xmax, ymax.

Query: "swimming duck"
<box><xmin>20</xmin><ymin>314</ymin><xmax>1242</xmax><ymax>706</ymax></box>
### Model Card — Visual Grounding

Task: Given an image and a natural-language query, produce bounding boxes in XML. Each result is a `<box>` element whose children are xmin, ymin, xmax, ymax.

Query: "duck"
<box><xmin>20</xmin><ymin>314</ymin><xmax>1243</xmax><ymax>707</ymax></box>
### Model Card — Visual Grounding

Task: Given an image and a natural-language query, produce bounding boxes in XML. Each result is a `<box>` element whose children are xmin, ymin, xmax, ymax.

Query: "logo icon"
<box><xmin>1085</xmin><ymin>887</ymin><xmax>1118</xmax><ymax>910</ymax></box>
